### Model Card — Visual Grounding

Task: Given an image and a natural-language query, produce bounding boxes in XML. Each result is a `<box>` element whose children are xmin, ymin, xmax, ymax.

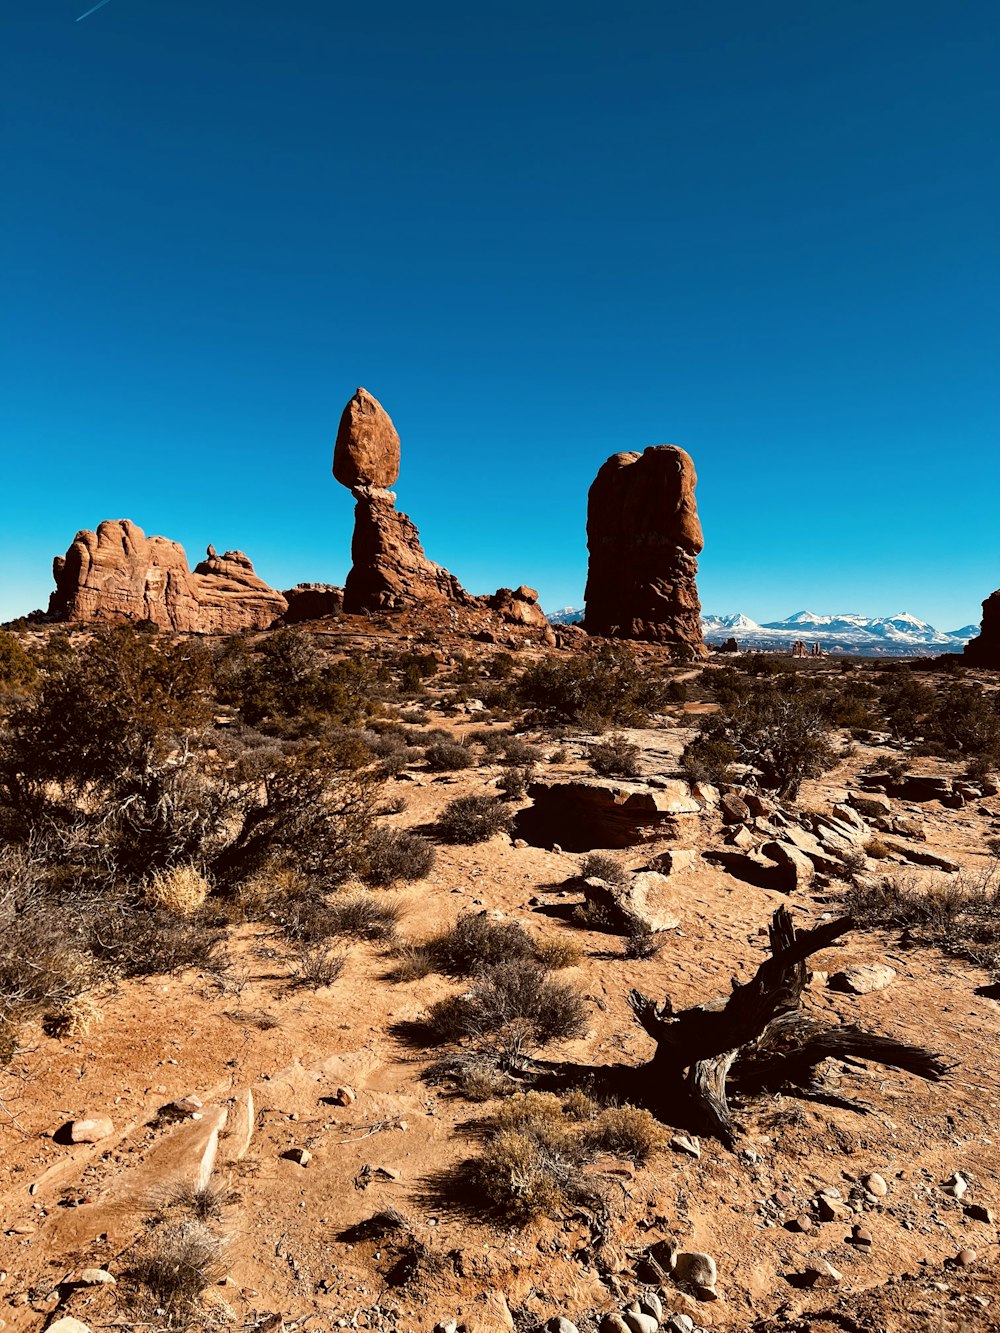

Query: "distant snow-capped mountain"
<box><xmin>545</xmin><ymin>604</ymin><xmax>978</xmax><ymax>656</ymax></box>
<box><xmin>704</xmin><ymin>610</ymin><xmax>976</xmax><ymax>656</ymax></box>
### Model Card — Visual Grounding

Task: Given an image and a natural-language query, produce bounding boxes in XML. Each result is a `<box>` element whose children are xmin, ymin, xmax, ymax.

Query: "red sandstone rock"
<box><xmin>281</xmin><ymin>583</ymin><xmax>344</xmax><ymax>623</ymax></box>
<box><xmin>343</xmin><ymin>487</ymin><xmax>472</xmax><ymax>613</ymax></box>
<box><xmin>488</xmin><ymin>585</ymin><xmax>549</xmax><ymax>628</ymax></box>
<box><xmin>333</xmin><ymin>387</ymin><xmax>401</xmax><ymax>490</ymax></box>
<box><xmin>964</xmin><ymin>588</ymin><xmax>1000</xmax><ymax>667</ymax></box>
<box><xmin>49</xmin><ymin>520</ymin><xmax>287</xmax><ymax>633</ymax></box>
<box><xmin>583</xmin><ymin>445</ymin><xmax>706</xmax><ymax>653</ymax></box>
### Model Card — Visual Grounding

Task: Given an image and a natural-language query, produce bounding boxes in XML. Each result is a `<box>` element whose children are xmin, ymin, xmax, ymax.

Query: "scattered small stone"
<box><xmin>282</xmin><ymin>1147</ymin><xmax>312</xmax><ymax>1166</ymax></box>
<box><xmin>829</xmin><ymin>965</ymin><xmax>896</xmax><ymax>996</ymax></box>
<box><xmin>670</xmin><ymin>1134</ymin><xmax>701</xmax><ymax>1159</ymax></box>
<box><xmin>79</xmin><ymin>1268</ymin><xmax>115</xmax><ymax>1285</ymax></box>
<box><xmin>622</xmin><ymin>1314</ymin><xmax>657</xmax><ymax>1333</ymax></box>
<box><xmin>600</xmin><ymin>1317</ymin><xmax>631</xmax><ymax>1333</ymax></box>
<box><xmin>69</xmin><ymin>1116</ymin><xmax>114</xmax><ymax>1144</ymax></box>
<box><xmin>788</xmin><ymin>1214</ymin><xmax>813</xmax><ymax>1233</ymax></box>
<box><xmin>639</xmin><ymin>1291</ymin><xmax>663</xmax><ymax>1321</ymax></box>
<box><xmin>46</xmin><ymin>1321</ymin><xmax>94</xmax><ymax>1333</ymax></box>
<box><xmin>332</xmin><ymin>1086</ymin><xmax>357</xmax><ymax>1107</ymax></box>
<box><xmin>851</xmin><ymin>1225</ymin><xmax>873</xmax><ymax>1247</ymax></box>
<box><xmin>6</xmin><ymin>1223</ymin><xmax>36</xmax><ymax>1236</ymax></box>
<box><xmin>546</xmin><ymin>1319</ymin><xmax>579</xmax><ymax>1333</ymax></box>
<box><xmin>666</xmin><ymin>1317</ymin><xmax>694</xmax><ymax>1333</ymax></box>
<box><xmin>172</xmin><ymin>1094</ymin><xmax>203</xmax><ymax>1115</ymax></box>
<box><xmin>433</xmin><ymin>1323</ymin><xmax>458</xmax><ymax>1333</ymax></box>
<box><xmin>673</xmin><ymin>1251</ymin><xmax>717</xmax><ymax>1298</ymax></box>
<box><xmin>803</xmin><ymin>1258</ymin><xmax>842</xmax><ymax>1289</ymax></box>
<box><xmin>944</xmin><ymin>1172</ymin><xmax>968</xmax><ymax>1199</ymax></box>
<box><xmin>964</xmin><ymin>1202</ymin><xmax>994</xmax><ymax>1224</ymax></box>
<box><xmin>956</xmin><ymin>1249</ymin><xmax>977</xmax><ymax>1268</ymax></box>
<box><xmin>817</xmin><ymin>1196</ymin><xmax>847</xmax><ymax>1222</ymax></box>
<box><xmin>864</xmin><ymin>1172</ymin><xmax>888</xmax><ymax>1197</ymax></box>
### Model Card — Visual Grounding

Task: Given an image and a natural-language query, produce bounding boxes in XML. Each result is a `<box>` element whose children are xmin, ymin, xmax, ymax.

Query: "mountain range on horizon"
<box><xmin>546</xmin><ymin>606</ymin><xmax>980</xmax><ymax>656</ymax></box>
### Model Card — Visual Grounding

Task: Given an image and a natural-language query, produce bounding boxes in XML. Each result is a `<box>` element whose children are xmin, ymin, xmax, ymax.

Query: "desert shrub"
<box><xmin>580</xmin><ymin>852</ymin><xmax>628</xmax><ymax>886</ymax></box>
<box><xmin>168</xmin><ymin>1180</ymin><xmax>233</xmax><ymax>1223</ymax></box>
<box><xmin>291</xmin><ymin>943</ymin><xmax>347</xmax><ymax>988</ymax></box>
<box><xmin>928</xmin><ymin>684</ymin><xmax>1000</xmax><ymax>764</ymax></box>
<box><xmin>360</xmin><ymin>827</ymin><xmax>436</xmax><ymax>887</ymax></box>
<box><xmin>88</xmin><ymin>903</ymin><xmax>225</xmax><ymax>978</ymax></box>
<box><xmin>129</xmin><ymin>1219</ymin><xmax>227</xmax><ymax>1313</ymax></box>
<box><xmin>534</xmin><ymin>936</ymin><xmax>583</xmax><ymax>969</ymax></box>
<box><xmin>217</xmin><ymin>633</ymin><xmax>382</xmax><ymax>734</ymax></box>
<box><xmin>496</xmin><ymin>765</ymin><xmax>532</xmax><ymax>800</ymax></box>
<box><xmin>281</xmin><ymin>888</ymin><xmax>401</xmax><ymax>943</ymax></box>
<box><xmin>0</xmin><ymin>632</ymin><xmax>37</xmax><ymax>692</ymax></box>
<box><xmin>424</xmin><ymin>741</ymin><xmax>476</xmax><ymax>772</ymax></box>
<box><xmin>144</xmin><ymin>865</ymin><xmax>211</xmax><ymax>917</ymax></box>
<box><xmin>436</xmin><ymin>795</ymin><xmax>513</xmax><ymax>844</ymax></box>
<box><xmin>501</xmin><ymin>737</ymin><xmax>542</xmax><ymax>765</ymax></box>
<box><xmin>583</xmin><ymin>1105</ymin><xmax>668</xmax><ymax>1163</ymax></box>
<box><xmin>423</xmin><ymin>1048</ymin><xmax>515</xmax><ymax>1100</ymax></box>
<box><xmin>864</xmin><ymin>838</ymin><xmax>891</xmax><ymax>860</ymax></box>
<box><xmin>846</xmin><ymin>868</ymin><xmax>1000</xmax><ymax>981</ymax></box>
<box><xmin>461</xmin><ymin>1092</ymin><xmax>665</xmax><ymax>1223</ymax></box>
<box><xmin>424</xmin><ymin>912</ymin><xmax>537</xmax><ymax>976</ymax></box>
<box><xmin>425</xmin><ymin>959</ymin><xmax>586</xmax><ymax>1061</ymax></box>
<box><xmin>623</xmin><ymin>926</ymin><xmax>663</xmax><ymax>959</ymax></box>
<box><xmin>878</xmin><ymin>666</ymin><xmax>936</xmax><ymax>741</ymax></box>
<box><xmin>516</xmin><ymin>644</ymin><xmax>667</xmax><ymax>728</ymax></box>
<box><xmin>682</xmin><ymin>670</ymin><xmax>837</xmax><ymax>800</ymax></box>
<box><xmin>589</xmin><ymin>733</ymin><xmax>642</xmax><ymax>778</ymax></box>
<box><xmin>387</xmin><ymin>942</ymin><xmax>438</xmax><ymax>982</ymax></box>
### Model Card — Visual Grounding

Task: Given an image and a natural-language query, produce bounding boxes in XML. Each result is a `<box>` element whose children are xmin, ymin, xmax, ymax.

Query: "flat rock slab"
<box><xmin>518</xmin><ymin>778</ymin><xmax>704</xmax><ymax>850</ymax></box>
<box><xmin>830</xmin><ymin>964</ymin><xmax>897</xmax><ymax>995</ymax></box>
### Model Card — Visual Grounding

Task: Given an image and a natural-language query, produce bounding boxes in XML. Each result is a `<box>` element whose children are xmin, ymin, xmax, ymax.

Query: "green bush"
<box><xmin>516</xmin><ymin>645</ymin><xmax>667</xmax><ymax>727</ymax></box>
<box><xmin>589</xmin><ymin>733</ymin><xmax>642</xmax><ymax>778</ymax></box>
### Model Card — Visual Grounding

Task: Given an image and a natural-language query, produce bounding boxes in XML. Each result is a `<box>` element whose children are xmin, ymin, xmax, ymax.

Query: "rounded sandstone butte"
<box><xmin>584</xmin><ymin>444</ymin><xmax>706</xmax><ymax>651</ymax></box>
<box><xmin>333</xmin><ymin>387</ymin><xmax>401</xmax><ymax>491</ymax></box>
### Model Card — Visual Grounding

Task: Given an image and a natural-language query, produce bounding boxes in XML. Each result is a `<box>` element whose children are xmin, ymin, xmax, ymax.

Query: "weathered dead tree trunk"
<box><xmin>627</xmin><ymin>906</ymin><xmax>948</xmax><ymax>1146</ymax></box>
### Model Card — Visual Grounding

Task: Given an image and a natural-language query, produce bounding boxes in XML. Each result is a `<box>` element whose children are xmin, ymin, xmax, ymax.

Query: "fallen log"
<box><xmin>627</xmin><ymin>906</ymin><xmax>948</xmax><ymax>1146</ymax></box>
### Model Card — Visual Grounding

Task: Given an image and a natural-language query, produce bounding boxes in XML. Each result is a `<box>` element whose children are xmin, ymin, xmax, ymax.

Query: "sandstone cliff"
<box><xmin>963</xmin><ymin>587</ymin><xmax>1000</xmax><ymax>667</ymax></box>
<box><xmin>584</xmin><ymin>444</ymin><xmax>706</xmax><ymax>653</ymax></box>
<box><xmin>49</xmin><ymin>519</ymin><xmax>287</xmax><ymax>633</ymax></box>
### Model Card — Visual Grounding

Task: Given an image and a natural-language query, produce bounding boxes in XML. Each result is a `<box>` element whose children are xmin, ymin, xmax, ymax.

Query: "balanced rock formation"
<box><xmin>49</xmin><ymin>520</ymin><xmax>287</xmax><ymax>632</ymax></box>
<box><xmin>335</xmin><ymin>387</ymin><xmax>473</xmax><ymax>613</ymax></box>
<box><xmin>584</xmin><ymin>445</ymin><xmax>706</xmax><ymax>653</ymax></box>
<box><xmin>963</xmin><ymin>587</ymin><xmax>1000</xmax><ymax>668</ymax></box>
<box><xmin>334</xmin><ymin>388</ymin><xmax>546</xmax><ymax>630</ymax></box>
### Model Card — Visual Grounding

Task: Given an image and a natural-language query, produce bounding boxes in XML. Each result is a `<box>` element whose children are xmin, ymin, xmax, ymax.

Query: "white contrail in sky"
<box><xmin>76</xmin><ymin>0</ymin><xmax>113</xmax><ymax>20</ymax></box>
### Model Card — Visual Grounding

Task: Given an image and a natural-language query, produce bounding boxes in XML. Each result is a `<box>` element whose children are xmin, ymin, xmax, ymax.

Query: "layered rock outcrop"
<box><xmin>583</xmin><ymin>444</ymin><xmax>706</xmax><ymax>653</ymax></box>
<box><xmin>963</xmin><ymin>588</ymin><xmax>1000</xmax><ymax>668</ymax></box>
<box><xmin>281</xmin><ymin>583</ymin><xmax>344</xmax><ymax>624</ymax></box>
<box><xmin>49</xmin><ymin>520</ymin><xmax>287</xmax><ymax>632</ymax></box>
<box><xmin>334</xmin><ymin>387</ymin><xmax>548</xmax><ymax>630</ymax></box>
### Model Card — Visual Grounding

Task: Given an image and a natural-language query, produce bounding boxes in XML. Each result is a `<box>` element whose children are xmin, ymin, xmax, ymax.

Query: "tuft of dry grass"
<box><xmin>129</xmin><ymin>1219</ymin><xmax>228</xmax><ymax>1313</ymax></box>
<box><xmin>291</xmin><ymin>943</ymin><xmax>347</xmax><ymax>989</ymax></box>
<box><xmin>144</xmin><ymin>865</ymin><xmax>211</xmax><ymax>917</ymax></box>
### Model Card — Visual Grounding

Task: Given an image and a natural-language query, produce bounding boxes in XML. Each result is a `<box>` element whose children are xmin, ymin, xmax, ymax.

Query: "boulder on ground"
<box><xmin>580</xmin><ymin>872</ymin><xmax>680</xmax><ymax>934</ymax></box>
<box><xmin>829</xmin><ymin>964</ymin><xmax>897</xmax><ymax>995</ymax></box>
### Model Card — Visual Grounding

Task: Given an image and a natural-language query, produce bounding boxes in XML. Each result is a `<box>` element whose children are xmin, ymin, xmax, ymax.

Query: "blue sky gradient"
<box><xmin>3</xmin><ymin>1</ymin><xmax>998</xmax><ymax>628</ymax></box>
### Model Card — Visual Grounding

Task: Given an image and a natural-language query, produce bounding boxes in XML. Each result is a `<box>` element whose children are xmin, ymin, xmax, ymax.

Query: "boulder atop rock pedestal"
<box><xmin>584</xmin><ymin>445</ymin><xmax>706</xmax><ymax>653</ymax></box>
<box><xmin>963</xmin><ymin>587</ymin><xmax>1000</xmax><ymax>668</ymax></box>
<box><xmin>333</xmin><ymin>388</ymin><xmax>546</xmax><ymax>627</ymax></box>
<box><xmin>49</xmin><ymin>520</ymin><xmax>287</xmax><ymax>633</ymax></box>
<box><xmin>333</xmin><ymin>387</ymin><xmax>401</xmax><ymax>491</ymax></box>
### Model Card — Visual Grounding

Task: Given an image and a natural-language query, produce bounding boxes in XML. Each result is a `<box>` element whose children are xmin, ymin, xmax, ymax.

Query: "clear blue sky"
<box><xmin>3</xmin><ymin>0</ymin><xmax>997</xmax><ymax>629</ymax></box>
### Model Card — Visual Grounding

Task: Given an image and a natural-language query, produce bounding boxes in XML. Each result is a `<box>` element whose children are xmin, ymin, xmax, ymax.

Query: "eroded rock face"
<box><xmin>964</xmin><ymin>588</ymin><xmax>1000</xmax><ymax>667</ymax></box>
<box><xmin>487</xmin><ymin>586</ymin><xmax>548</xmax><ymax>628</ymax></box>
<box><xmin>343</xmin><ymin>486</ymin><xmax>472</xmax><ymax>613</ymax></box>
<box><xmin>584</xmin><ymin>445</ymin><xmax>706</xmax><ymax>652</ymax></box>
<box><xmin>281</xmin><ymin>583</ymin><xmax>344</xmax><ymax>623</ymax></box>
<box><xmin>333</xmin><ymin>387</ymin><xmax>401</xmax><ymax>490</ymax></box>
<box><xmin>49</xmin><ymin>520</ymin><xmax>287</xmax><ymax>632</ymax></box>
